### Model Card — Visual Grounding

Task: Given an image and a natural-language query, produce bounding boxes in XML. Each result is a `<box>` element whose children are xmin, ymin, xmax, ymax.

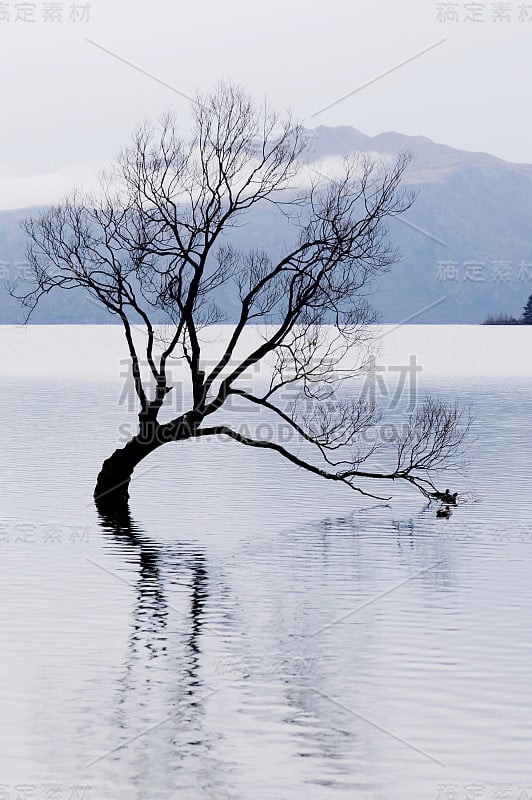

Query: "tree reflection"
<box><xmin>93</xmin><ymin>503</ymin><xmax>216</xmax><ymax>793</ymax></box>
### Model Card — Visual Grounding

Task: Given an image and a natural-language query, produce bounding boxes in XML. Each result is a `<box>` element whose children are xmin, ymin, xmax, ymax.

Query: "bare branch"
<box><xmin>14</xmin><ymin>81</ymin><xmax>470</xmax><ymax>507</ymax></box>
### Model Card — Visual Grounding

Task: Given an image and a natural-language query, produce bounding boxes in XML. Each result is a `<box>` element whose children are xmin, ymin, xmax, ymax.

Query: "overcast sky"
<box><xmin>0</xmin><ymin>0</ymin><xmax>529</xmax><ymax>208</ymax></box>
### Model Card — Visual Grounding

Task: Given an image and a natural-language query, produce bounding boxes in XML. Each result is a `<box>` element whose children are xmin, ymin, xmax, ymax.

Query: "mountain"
<box><xmin>2</xmin><ymin>127</ymin><xmax>532</xmax><ymax>324</ymax></box>
<box><xmin>305</xmin><ymin>127</ymin><xmax>532</xmax><ymax>323</ymax></box>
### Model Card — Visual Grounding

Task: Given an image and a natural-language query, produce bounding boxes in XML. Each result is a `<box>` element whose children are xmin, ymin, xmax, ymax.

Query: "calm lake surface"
<box><xmin>1</xmin><ymin>325</ymin><xmax>531</xmax><ymax>800</ymax></box>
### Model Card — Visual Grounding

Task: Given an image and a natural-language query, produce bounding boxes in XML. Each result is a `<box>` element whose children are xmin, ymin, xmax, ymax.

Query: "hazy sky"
<box><xmin>0</xmin><ymin>0</ymin><xmax>529</xmax><ymax>208</ymax></box>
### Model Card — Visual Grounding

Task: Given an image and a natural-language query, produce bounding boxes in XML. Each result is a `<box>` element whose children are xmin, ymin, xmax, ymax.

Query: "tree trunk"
<box><xmin>94</xmin><ymin>435</ymin><xmax>162</xmax><ymax>515</ymax></box>
<box><xmin>94</xmin><ymin>414</ymin><xmax>198</xmax><ymax>516</ymax></box>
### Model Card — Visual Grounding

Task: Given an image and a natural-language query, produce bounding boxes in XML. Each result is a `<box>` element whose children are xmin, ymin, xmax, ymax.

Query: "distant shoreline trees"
<box><xmin>522</xmin><ymin>294</ymin><xmax>532</xmax><ymax>324</ymax></box>
<box><xmin>483</xmin><ymin>294</ymin><xmax>532</xmax><ymax>325</ymax></box>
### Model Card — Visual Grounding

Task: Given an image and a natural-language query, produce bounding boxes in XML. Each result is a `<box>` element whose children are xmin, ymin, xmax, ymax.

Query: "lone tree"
<box><xmin>522</xmin><ymin>294</ymin><xmax>532</xmax><ymax>324</ymax></box>
<box><xmin>17</xmin><ymin>83</ymin><xmax>469</xmax><ymax>513</ymax></box>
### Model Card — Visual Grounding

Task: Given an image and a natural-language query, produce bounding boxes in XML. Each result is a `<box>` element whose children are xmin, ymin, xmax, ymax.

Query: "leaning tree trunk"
<box><xmin>93</xmin><ymin>415</ymin><xmax>195</xmax><ymax>515</ymax></box>
<box><xmin>94</xmin><ymin>435</ymin><xmax>162</xmax><ymax>514</ymax></box>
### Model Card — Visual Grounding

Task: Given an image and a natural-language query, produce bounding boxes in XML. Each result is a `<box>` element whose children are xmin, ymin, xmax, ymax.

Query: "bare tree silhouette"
<box><xmin>16</xmin><ymin>82</ymin><xmax>469</xmax><ymax>512</ymax></box>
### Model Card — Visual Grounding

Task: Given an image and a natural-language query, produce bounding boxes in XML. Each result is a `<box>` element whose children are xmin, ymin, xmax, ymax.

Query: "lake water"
<box><xmin>1</xmin><ymin>325</ymin><xmax>532</xmax><ymax>800</ymax></box>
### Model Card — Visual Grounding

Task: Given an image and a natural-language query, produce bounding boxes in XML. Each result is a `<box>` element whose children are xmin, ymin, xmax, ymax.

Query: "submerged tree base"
<box><xmin>93</xmin><ymin>437</ymin><xmax>161</xmax><ymax>514</ymax></box>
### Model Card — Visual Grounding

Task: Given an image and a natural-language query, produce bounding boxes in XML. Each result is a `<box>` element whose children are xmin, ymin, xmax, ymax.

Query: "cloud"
<box><xmin>0</xmin><ymin>159</ymin><xmax>112</xmax><ymax>210</ymax></box>
<box><xmin>0</xmin><ymin>148</ymin><xmax>400</xmax><ymax>211</ymax></box>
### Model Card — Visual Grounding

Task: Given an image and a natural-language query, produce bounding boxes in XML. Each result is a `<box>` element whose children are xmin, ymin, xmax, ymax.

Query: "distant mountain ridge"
<box><xmin>1</xmin><ymin>126</ymin><xmax>531</xmax><ymax>323</ymax></box>
<box><xmin>308</xmin><ymin>125</ymin><xmax>532</xmax><ymax>178</ymax></box>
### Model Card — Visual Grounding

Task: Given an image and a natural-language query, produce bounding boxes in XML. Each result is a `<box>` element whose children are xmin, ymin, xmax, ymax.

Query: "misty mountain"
<box><xmin>1</xmin><ymin>126</ymin><xmax>532</xmax><ymax>324</ymax></box>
